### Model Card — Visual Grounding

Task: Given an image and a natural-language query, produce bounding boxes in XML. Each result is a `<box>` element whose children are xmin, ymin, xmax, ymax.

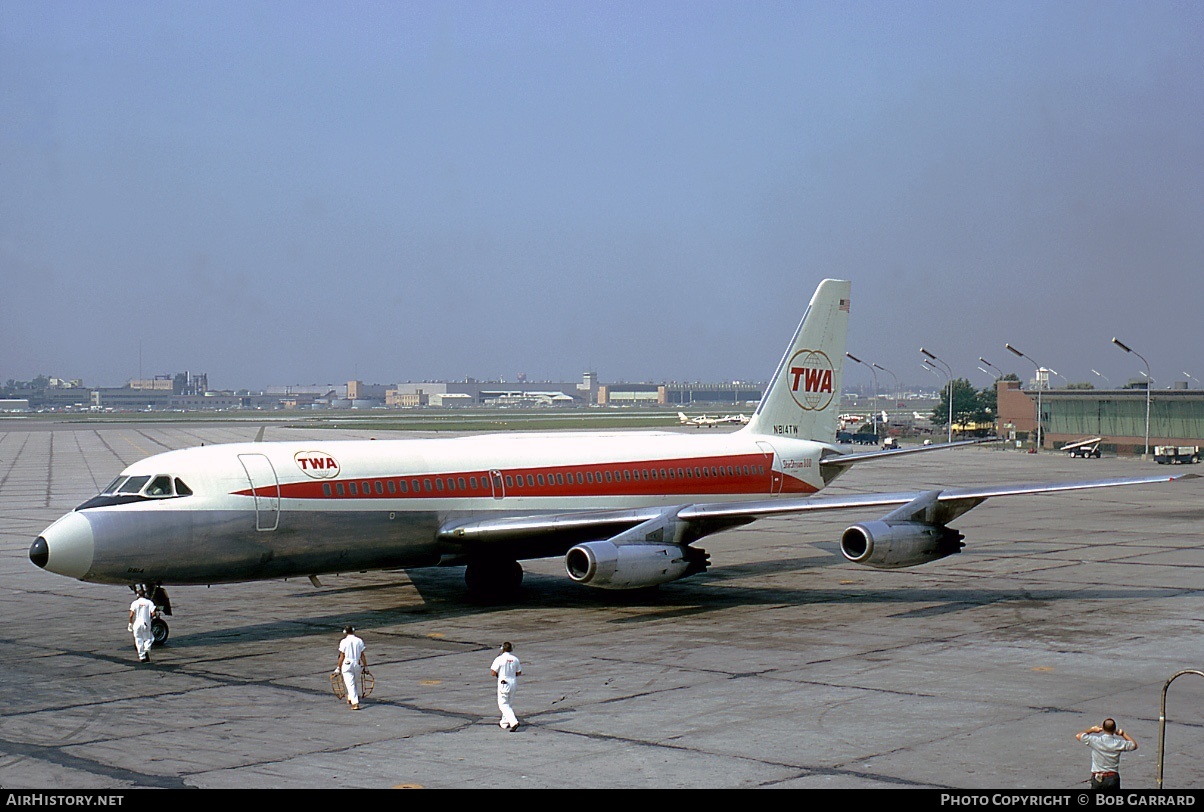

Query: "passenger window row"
<box><xmin>318</xmin><ymin>464</ymin><xmax>766</xmax><ymax>497</ymax></box>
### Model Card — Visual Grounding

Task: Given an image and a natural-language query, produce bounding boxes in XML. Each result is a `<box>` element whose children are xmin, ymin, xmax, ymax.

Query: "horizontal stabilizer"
<box><xmin>821</xmin><ymin>437</ymin><xmax>1001</xmax><ymax>469</ymax></box>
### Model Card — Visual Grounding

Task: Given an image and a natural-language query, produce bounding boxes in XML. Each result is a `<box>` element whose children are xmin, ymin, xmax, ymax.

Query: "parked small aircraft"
<box><xmin>678</xmin><ymin>412</ymin><xmax>722</xmax><ymax>428</ymax></box>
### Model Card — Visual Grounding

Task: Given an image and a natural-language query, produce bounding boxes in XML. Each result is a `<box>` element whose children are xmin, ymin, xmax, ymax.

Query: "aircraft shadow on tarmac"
<box><xmin>157</xmin><ymin>555</ymin><xmax>1185</xmax><ymax>651</ymax></box>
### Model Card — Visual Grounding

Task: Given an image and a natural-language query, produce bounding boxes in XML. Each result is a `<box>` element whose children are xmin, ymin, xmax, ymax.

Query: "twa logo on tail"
<box><xmin>787</xmin><ymin>350</ymin><xmax>834</xmax><ymax>411</ymax></box>
<box><xmin>294</xmin><ymin>451</ymin><xmax>341</xmax><ymax>479</ymax></box>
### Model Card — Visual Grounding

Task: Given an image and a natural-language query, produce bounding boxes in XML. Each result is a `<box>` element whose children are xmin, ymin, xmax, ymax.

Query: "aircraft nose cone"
<box><xmin>32</xmin><ymin>512</ymin><xmax>95</xmax><ymax>579</ymax></box>
<box><xmin>30</xmin><ymin>536</ymin><xmax>49</xmax><ymax>569</ymax></box>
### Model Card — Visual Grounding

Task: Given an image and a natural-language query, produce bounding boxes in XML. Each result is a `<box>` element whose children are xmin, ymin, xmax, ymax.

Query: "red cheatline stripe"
<box><xmin>231</xmin><ymin>453</ymin><xmax>817</xmax><ymax>500</ymax></box>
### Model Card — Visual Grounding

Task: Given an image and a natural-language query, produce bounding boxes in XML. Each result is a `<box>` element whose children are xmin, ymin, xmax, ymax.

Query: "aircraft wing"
<box><xmin>679</xmin><ymin>472</ymin><xmax>1196</xmax><ymax>524</ymax></box>
<box><xmin>439</xmin><ymin>471</ymin><xmax>1196</xmax><ymax>549</ymax></box>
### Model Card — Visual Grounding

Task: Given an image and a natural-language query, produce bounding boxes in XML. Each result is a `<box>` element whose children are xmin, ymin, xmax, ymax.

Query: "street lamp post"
<box><xmin>1113</xmin><ymin>338</ymin><xmax>1151</xmax><ymax>458</ymax></box>
<box><xmin>921</xmin><ymin>360</ymin><xmax>945</xmax><ymax>402</ymax></box>
<box><xmin>872</xmin><ymin>362</ymin><xmax>900</xmax><ymax>413</ymax></box>
<box><xmin>978</xmin><ymin>357</ymin><xmax>1005</xmax><ymax>438</ymax></box>
<box><xmin>846</xmin><ymin>353</ymin><xmax>879</xmax><ymax>438</ymax></box>
<box><xmin>1005</xmin><ymin>343</ymin><xmax>1044</xmax><ymax>451</ymax></box>
<box><xmin>978</xmin><ymin>357</ymin><xmax>1004</xmax><ymax>380</ymax></box>
<box><xmin>1091</xmin><ymin>369</ymin><xmax>1111</xmax><ymax>387</ymax></box>
<box><xmin>920</xmin><ymin>348</ymin><xmax>953</xmax><ymax>443</ymax></box>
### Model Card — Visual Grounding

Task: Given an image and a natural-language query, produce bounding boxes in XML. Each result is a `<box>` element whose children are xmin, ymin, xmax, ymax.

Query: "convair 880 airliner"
<box><xmin>29</xmin><ymin>280</ymin><xmax>1191</xmax><ymax>643</ymax></box>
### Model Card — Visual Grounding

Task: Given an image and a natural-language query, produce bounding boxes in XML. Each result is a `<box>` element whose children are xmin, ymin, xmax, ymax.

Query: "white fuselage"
<box><xmin>34</xmin><ymin>428</ymin><xmax>837</xmax><ymax>586</ymax></box>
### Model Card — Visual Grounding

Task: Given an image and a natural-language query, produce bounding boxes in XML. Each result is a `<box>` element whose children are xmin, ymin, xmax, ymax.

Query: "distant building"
<box><xmin>92</xmin><ymin>388</ymin><xmax>172</xmax><ymax>410</ymax></box>
<box><xmin>995</xmin><ymin>380</ymin><xmax>1204</xmax><ymax>455</ymax></box>
<box><xmin>175</xmin><ymin>371</ymin><xmax>208</xmax><ymax>396</ymax></box>
<box><xmin>347</xmin><ymin>381</ymin><xmax>389</xmax><ymax>401</ymax></box>
<box><xmin>597</xmin><ymin>381</ymin><xmax>764</xmax><ymax>406</ymax></box>
<box><xmin>429</xmin><ymin>392</ymin><xmax>473</xmax><ymax>407</ymax></box>
<box><xmin>597</xmin><ymin>384</ymin><xmax>663</xmax><ymax>405</ymax></box>
<box><xmin>128</xmin><ymin>376</ymin><xmax>175</xmax><ymax>391</ymax></box>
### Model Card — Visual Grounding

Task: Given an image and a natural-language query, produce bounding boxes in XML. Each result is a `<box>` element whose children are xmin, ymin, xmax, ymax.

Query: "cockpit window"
<box><xmin>75</xmin><ymin>472</ymin><xmax>193</xmax><ymax>511</ymax></box>
<box><xmin>145</xmin><ymin>476</ymin><xmax>173</xmax><ymax>497</ymax></box>
<box><xmin>117</xmin><ymin>475</ymin><xmax>151</xmax><ymax>494</ymax></box>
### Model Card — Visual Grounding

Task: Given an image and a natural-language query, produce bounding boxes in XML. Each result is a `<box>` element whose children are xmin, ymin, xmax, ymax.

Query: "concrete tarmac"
<box><xmin>1</xmin><ymin>421</ymin><xmax>1201</xmax><ymax>790</ymax></box>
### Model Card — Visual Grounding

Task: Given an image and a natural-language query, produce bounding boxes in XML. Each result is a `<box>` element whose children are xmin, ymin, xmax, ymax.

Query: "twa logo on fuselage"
<box><xmin>294</xmin><ymin>451</ymin><xmax>340</xmax><ymax>479</ymax></box>
<box><xmin>787</xmin><ymin>349</ymin><xmax>835</xmax><ymax>411</ymax></box>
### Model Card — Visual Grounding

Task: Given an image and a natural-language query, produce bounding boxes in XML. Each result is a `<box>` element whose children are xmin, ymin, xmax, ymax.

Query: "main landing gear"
<box><xmin>464</xmin><ymin>557</ymin><xmax>524</xmax><ymax>603</ymax></box>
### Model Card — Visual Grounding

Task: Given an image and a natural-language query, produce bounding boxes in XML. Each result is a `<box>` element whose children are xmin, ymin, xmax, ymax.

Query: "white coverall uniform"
<box><xmin>490</xmin><ymin>651</ymin><xmax>521</xmax><ymax>729</ymax></box>
<box><xmin>338</xmin><ymin>634</ymin><xmax>366</xmax><ymax>707</ymax></box>
<box><xmin>129</xmin><ymin>596</ymin><xmax>156</xmax><ymax>661</ymax></box>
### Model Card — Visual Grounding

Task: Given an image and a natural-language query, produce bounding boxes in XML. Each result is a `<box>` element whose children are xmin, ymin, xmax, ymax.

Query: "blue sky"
<box><xmin>3</xmin><ymin>1</ymin><xmax>1201</xmax><ymax>391</ymax></box>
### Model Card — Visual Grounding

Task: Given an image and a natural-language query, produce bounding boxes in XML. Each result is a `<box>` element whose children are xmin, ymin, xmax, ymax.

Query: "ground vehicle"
<box><xmin>1154</xmin><ymin>446</ymin><xmax>1200</xmax><ymax>464</ymax></box>
<box><xmin>882</xmin><ymin>437</ymin><xmax>900</xmax><ymax>450</ymax></box>
<box><xmin>1063</xmin><ymin>437</ymin><xmax>1102</xmax><ymax>458</ymax></box>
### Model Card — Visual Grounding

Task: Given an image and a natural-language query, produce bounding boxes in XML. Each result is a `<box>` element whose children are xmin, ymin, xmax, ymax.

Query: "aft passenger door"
<box><xmin>755</xmin><ymin>441</ymin><xmax>783</xmax><ymax>495</ymax></box>
<box><xmin>238</xmin><ymin>453</ymin><xmax>280</xmax><ymax>531</ymax></box>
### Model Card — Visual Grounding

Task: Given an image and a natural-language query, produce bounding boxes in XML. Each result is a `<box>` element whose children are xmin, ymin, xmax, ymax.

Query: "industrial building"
<box><xmin>996</xmin><ymin>380</ymin><xmax>1204</xmax><ymax>456</ymax></box>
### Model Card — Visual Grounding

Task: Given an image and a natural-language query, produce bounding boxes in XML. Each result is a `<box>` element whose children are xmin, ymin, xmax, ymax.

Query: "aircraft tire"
<box><xmin>150</xmin><ymin>617</ymin><xmax>170</xmax><ymax>647</ymax></box>
<box><xmin>464</xmin><ymin>558</ymin><xmax>524</xmax><ymax>602</ymax></box>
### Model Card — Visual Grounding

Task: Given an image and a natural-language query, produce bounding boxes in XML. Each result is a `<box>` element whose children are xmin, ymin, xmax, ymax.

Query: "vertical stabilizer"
<box><xmin>744</xmin><ymin>279</ymin><xmax>850</xmax><ymax>442</ymax></box>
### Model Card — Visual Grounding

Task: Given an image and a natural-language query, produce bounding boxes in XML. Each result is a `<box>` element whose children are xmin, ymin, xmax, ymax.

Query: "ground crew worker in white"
<box><xmin>335</xmin><ymin>626</ymin><xmax>367</xmax><ymax>710</ymax></box>
<box><xmin>490</xmin><ymin>641</ymin><xmax>522</xmax><ymax>731</ymax></box>
<box><xmin>127</xmin><ymin>588</ymin><xmax>156</xmax><ymax>663</ymax></box>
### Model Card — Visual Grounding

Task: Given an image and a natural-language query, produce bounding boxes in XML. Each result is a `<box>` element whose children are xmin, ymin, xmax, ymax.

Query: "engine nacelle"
<box><xmin>840</xmin><ymin>521</ymin><xmax>965</xmax><ymax>570</ymax></box>
<box><xmin>565</xmin><ymin>541</ymin><xmax>708</xmax><ymax>589</ymax></box>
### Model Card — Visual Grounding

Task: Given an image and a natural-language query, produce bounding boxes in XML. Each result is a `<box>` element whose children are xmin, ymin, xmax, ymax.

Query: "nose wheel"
<box><xmin>150</xmin><ymin>617</ymin><xmax>170</xmax><ymax>647</ymax></box>
<box><xmin>132</xmin><ymin>584</ymin><xmax>173</xmax><ymax>647</ymax></box>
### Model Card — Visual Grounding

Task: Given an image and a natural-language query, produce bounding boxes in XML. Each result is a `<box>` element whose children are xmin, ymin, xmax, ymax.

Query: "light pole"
<box><xmin>846</xmin><ymin>353</ymin><xmax>879</xmax><ymax>438</ymax></box>
<box><xmin>1185</xmin><ymin>372</ymin><xmax>1201</xmax><ymax>388</ymax></box>
<box><xmin>1091</xmin><ymin>369</ymin><xmax>1111</xmax><ymax>387</ymax></box>
<box><xmin>872</xmin><ymin>362</ymin><xmax>899</xmax><ymax>415</ymax></box>
<box><xmin>1005</xmin><ymin>343</ymin><xmax>1044</xmax><ymax>451</ymax></box>
<box><xmin>921</xmin><ymin>361</ymin><xmax>945</xmax><ymax>419</ymax></box>
<box><xmin>1112</xmin><ymin>337</ymin><xmax>1151</xmax><ymax>458</ymax></box>
<box><xmin>979</xmin><ymin>357</ymin><xmax>1004</xmax><ymax>380</ymax></box>
<box><xmin>978</xmin><ymin>357</ymin><xmax>1005</xmax><ymax>438</ymax></box>
<box><xmin>920</xmin><ymin>348</ymin><xmax>953</xmax><ymax>443</ymax></box>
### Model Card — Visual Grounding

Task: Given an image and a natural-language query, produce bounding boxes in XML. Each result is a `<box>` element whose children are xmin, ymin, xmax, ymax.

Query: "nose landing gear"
<box><xmin>132</xmin><ymin>584</ymin><xmax>173</xmax><ymax>647</ymax></box>
<box><xmin>150</xmin><ymin>616</ymin><xmax>170</xmax><ymax>646</ymax></box>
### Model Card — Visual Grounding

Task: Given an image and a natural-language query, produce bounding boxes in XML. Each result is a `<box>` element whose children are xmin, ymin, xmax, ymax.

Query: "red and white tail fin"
<box><xmin>744</xmin><ymin>279</ymin><xmax>850</xmax><ymax>442</ymax></box>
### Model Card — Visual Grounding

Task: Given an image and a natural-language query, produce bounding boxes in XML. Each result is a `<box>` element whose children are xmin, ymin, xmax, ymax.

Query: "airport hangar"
<box><xmin>995</xmin><ymin>380</ymin><xmax>1204</xmax><ymax>455</ymax></box>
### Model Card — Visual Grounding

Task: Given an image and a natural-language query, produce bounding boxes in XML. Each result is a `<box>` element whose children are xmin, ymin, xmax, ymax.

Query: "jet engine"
<box><xmin>565</xmin><ymin>540</ymin><xmax>709</xmax><ymax>589</ymax></box>
<box><xmin>839</xmin><ymin>520</ymin><xmax>965</xmax><ymax>569</ymax></box>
